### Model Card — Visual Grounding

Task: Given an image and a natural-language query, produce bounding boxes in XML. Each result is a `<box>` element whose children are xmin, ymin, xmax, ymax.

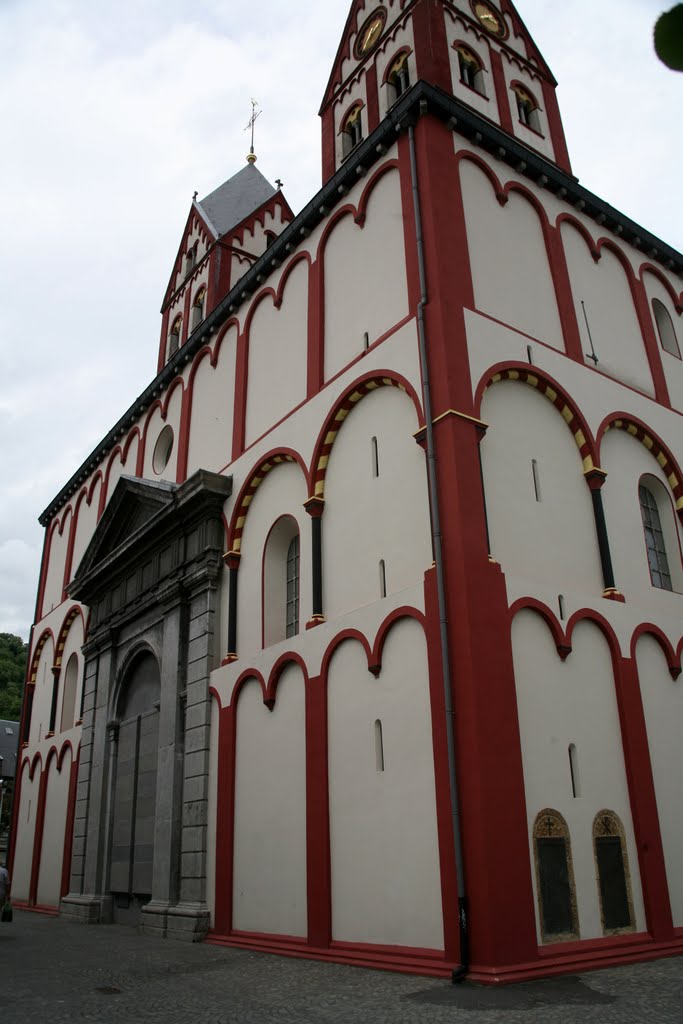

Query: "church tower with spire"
<box><xmin>11</xmin><ymin>0</ymin><xmax>683</xmax><ymax>986</ymax></box>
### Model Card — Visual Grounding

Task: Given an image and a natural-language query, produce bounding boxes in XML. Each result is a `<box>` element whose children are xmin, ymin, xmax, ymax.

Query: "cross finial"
<box><xmin>244</xmin><ymin>98</ymin><xmax>261</xmax><ymax>164</ymax></box>
<box><xmin>192</xmin><ymin>190</ymin><xmax>198</xmax><ymax>201</ymax></box>
<box><xmin>275</xmin><ymin>178</ymin><xmax>283</xmax><ymax>189</ymax></box>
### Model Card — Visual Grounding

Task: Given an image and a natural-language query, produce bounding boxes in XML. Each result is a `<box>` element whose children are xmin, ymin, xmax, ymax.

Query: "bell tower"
<box><xmin>320</xmin><ymin>0</ymin><xmax>571</xmax><ymax>183</ymax></box>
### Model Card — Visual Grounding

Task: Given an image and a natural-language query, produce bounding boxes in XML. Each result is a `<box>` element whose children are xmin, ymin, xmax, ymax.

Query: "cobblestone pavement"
<box><xmin>2</xmin><ymin>911</ymin><xmax>682</xmax><ymax>1023</ymax></box>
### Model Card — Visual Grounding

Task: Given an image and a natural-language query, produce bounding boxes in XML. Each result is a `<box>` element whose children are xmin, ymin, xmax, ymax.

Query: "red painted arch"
<box><xmin>596</xmin><ymin>412</ymin><xmax>683</xmax><ymax>513</ymax></box>
<box><xmin>228</xmin><ymin>668</ymin><xmax>268</xmax><ymax>709</ymax></box>
<box><xmin>475</xmin><ymin>361</ymin><xmax>598</xmax><ymax>471</ymax></box>
<box><xmin>265</xmin><ymin>652</ymin><xmax>311</xmax><ymax>707</ymax></box>
<box><xmin>310</xmin><ymin>369</ymin><xmax>424</xmax><ymax>500</ymax></box>
<box><xmin>630</xmin><ymin>623</ymin><xmax>682</xmax><ymax>679</ymax></box>
<box><xmin>54</xmin><ymin>605</ymin><xmax>86</xmax><ymax>669</ymax></box>
<box><xmin>29</xmin><ymin>629</ymin><xmax>55</xmax><ymax>684</ymax></box>
<box><xmin>640</xmin><ymin>265</ymin><xmax>683</xmax><ymax>313</ymax></box>
<box><xmin>508</xmin><ymin>597</ymin><xmax>569</xmax><ymax>658</ymax></box>
<box><xmin>371</xmin><ymin>606</ymin><xmax>428</xmax><ymax>673</ymax></box>
<box><xmin>227</xmin><ymin>447</ymin><xmax>309</xmax><ymax>555</ymax></box>
<box><xmin>320</xmin><ymin>629</ymin><xmax>374</xmax><ymax>682</ymax></box>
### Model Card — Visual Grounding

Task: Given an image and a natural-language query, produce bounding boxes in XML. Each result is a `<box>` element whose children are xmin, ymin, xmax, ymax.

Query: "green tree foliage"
<box><xmin>655</xmin><ymin>5</ymin><xmax>683</xmax><ymax>70</ymax></box>
<box><xmin>0</xmin><ymin>633</ymin><xmax>28</xmax><ymax>721</ymax></box>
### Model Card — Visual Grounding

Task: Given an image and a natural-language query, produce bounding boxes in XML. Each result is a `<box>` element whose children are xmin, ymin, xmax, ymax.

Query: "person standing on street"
<box><xmin>0</xmin><ymin>863</ymin><xmax>10</xmax><ymax>914</ymax></box>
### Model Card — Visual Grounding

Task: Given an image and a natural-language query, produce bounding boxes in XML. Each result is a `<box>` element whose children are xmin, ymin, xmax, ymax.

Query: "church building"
<box><xmin>9</xmin><ymin>0</ymin><xmax>683</xmax><ymax>983</ymax></box>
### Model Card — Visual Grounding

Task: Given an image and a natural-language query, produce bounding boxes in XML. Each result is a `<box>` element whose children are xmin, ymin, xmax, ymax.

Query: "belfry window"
<box><xmin>639</xmin><ymin>483</ymin><xmax>673</xmax><ymax>590</ymax></box>
<box><xmin>652</xmin><ymin>298</ymin><xmax>681</xmax><ymax>358</ymax></box>
<box><xmin>185</xmin><ymin>246</ymin><xmax>196</xmax><ymax>277</ymax></box>
<box><xmin>191</xmin><ymin>287</ymin><xmax>206</xmax><ymax>331</ymax></box>
<box><xmin>286</xmin><ymin>534</ymin><xmax>300</xmax><ymax>639</ymax></box>
<box><xmin>168</xmin><ymin>315</ymin><xmax>182</xmax><ymax>357</ymax></box>
<box><xmin>341</xmin><ymin>106</ymin><xmax>363</xmax><ymax>159</ymax></box>
<box><xmin>386</xmin><ymin>52</ymin><xmax>410</xmax><ymax>106</ymax></box>
<box><xmin>512</xmin><ymin>84</ymin><xmax>541</xmax><ymax>132</ymax></box>
<box><xmin>457</xmin><ymin>46</ymin><xmax>486</xmax><ymax>96</ymax></box>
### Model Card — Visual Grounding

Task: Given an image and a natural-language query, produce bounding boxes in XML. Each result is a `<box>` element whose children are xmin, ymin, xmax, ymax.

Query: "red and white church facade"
<box><xmin>9</xmin><ymin>0</ymin><xmax>683</xmax><ymax>983</ymax></box>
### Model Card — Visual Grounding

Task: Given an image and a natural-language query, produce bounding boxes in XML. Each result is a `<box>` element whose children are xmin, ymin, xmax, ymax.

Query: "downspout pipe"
<box><xmin>408</xmin><ymin>123</ymin><xmax>469</xmax><ymax>982</ymax></box>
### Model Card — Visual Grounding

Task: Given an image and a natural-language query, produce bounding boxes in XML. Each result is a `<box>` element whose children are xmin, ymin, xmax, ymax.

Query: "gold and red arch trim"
<box><xmin>230</xmin><ymin>454</ymin><xmax>298</xmax><ymax>555</ymax></box>
<box><xmin>312</xmin><ymin>376</ymin><xmax>409</xmax><ymax>499</ymax></box>
<box><xmin>29</xmin><ymin>630</ymin><xmax>54</xmax><ymax>684</ymax></box>
<box><xmin>54</xmin><ymin>606</ymin><xmax>84</xmax><ymax>670</ymax></box>
<box><xmin>484</xmin><ymin>368</ymin><xmax>596</xmax><ymax>473</ymax></box>
<box><xmin>603</xmin><ymin>417</ymin><xmax>683</xmax><ymax>513</ymax></box>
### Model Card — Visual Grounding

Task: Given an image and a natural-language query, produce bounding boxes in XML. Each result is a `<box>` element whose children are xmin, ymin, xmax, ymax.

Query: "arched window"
<box><xmin>592</xmin><ymin>811</ymin><xmax>634</xmax><ymax>933</ymax></box>
<box><xmin>286</xmin><ymin>535</ymin><xmax>300</xmax><ymax>639</ymax></box>
<box><xmin>652</xmin><ymin>298</ymin><xmax>681</xmax><ymax>357</ymax></box>
<box><xmin>512</xmin><ymin>84</ymin><xmax>541</xmax><ymax>132</ymax></box>
<box><xmin>532</xmin><ymin>809</ymin><xmax>579</xmax><ymax>942</ymax></box>
<box><xmin>191</xmin><ymin>287</ymin><xmax>206</xmax><ymax>330</ymax></box>
<box><xmin>263</xmin><ymin>516</ymin><xmax>301</xmax><ymax>646</ymax></box>
<box><xmin>456</xmin><ymin>45</ymin><xmax>486</xmax><ymax>96</ymax></box>
<box><xmin>386</xmin><ymin>52</ymin><xmax>410</xmax><ymax>106</ymax></box>
<box><xmin>168</xmin><ymin>315</ymin><xmax>182</xmax><ymax>358</ymax></box>
<box><xmin>60</xmin><ymin>653</ymin><xmax>79</xmax><ymax>732</ymax></box>
<box><xmin>341</xmin><ymin>105</ymin><xmax>363</xmax><ymax>159</ymax></box>
<box><xmin>639</xmin><ymin>482</ymin><xmax>673</xmax><ymax>590</ymax></box>
<box><xmin>185</xmin><ymin>246</ymin><xmax>196</xmax><ymax>277</ymax></box>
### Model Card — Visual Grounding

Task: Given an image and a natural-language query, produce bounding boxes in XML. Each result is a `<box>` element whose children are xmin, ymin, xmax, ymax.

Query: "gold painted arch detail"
<box><xmin>604</xmin><ymin>417</ymin><xmax>683</xmax><ymax>512</ymax></box>
<box><xmin>230</xmin><ymin>454</ymin><xmax>298</xmax><ymax>555</ymax></box>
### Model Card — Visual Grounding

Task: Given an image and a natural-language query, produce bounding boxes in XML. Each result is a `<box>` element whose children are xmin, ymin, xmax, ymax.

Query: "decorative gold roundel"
<box><xmin>471</xmin><ymin>1</ymin><xmax>507</xmax><ymax>38</ymax></box>
<box><xmin>355</xmin><ymin>8</ymin><xmax>387</xmax><ymax>59</ymax></box>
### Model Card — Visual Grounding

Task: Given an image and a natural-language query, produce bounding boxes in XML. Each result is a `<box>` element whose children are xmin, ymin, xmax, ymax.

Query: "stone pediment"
<box><xmin>69</xmin><ymin>471</ymin><xmax>232</xmax><ymax>618</ymax></box>
<box><xmin>73</xmin><ymin>476</ymin><xmax>178</xmax><ymax>583</ymax></box>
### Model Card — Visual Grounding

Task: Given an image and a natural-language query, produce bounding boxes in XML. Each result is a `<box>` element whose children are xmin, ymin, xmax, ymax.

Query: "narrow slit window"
<box><xmin>371</xmin><ymin>436</ymin><xmax>379</xmax><ymax>478</ymax></box>
<box><xmin>527</xmin><ymin>344</ymin><xmax>534</xmax><ymax>364</ymax></box>
<box><xmin>379</xmin><ymin>559</ymin><xmax>387</xmax><ymax>598</ymax></box>
<box><xmin>532</xmin><ymin>459</ymin><xmax>542</xmax><ymax>502</ymax></box>
<box><xmin>374</xmin><ymin>719</ymin><xmax>385</xmax><ymax>772</ymax></box>
<box><xmin>558</xmin><ymin>594</ymin><xmax>566</xmax><ymax>620</ymax></box>
<box><xmin>568</xmin><ymin>744</ymin><xmax>580</xmax><ymax>798</ymax></box>
<box><xmin>363</xmin><ymin>331</ymin><xmax>370</xmax><ymax>351</ymax></box>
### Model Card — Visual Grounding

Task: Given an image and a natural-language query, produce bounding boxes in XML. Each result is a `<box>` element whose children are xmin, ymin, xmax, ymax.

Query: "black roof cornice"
<box><xmin>40</xmin><ymin>80</ymin><xmax>683</xmax><ymax>526</ymax></box>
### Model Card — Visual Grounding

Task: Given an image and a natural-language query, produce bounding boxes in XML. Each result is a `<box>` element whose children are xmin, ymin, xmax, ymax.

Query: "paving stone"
<box><xmin>1</xmin><ymin>911</ymin><xmax>681</xmax><ymax>1024</ymax></box>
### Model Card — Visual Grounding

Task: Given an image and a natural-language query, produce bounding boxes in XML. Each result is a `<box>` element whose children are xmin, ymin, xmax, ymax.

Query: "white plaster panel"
<box><xmin>460</xmin><ymin>160</ymin><xmax>564</xmax><ymax>350</ymax></box>
<box><xmin>186</xmin><ymin>327</ymin><xmax>237</xmax><ymax>476</ymax></box>
<box><xmin>244</xmin><ymin>260</ymin><xmax>308</xmax><ymax>447</ymax></box>
<box><xmin>444</xmin><ymin>13</ymin><xmax>499</xmax><ymax>121</ymax></box>
<box><xmin>600</xmin><ymin>428</ymin><xmax>683</xmax><ymax>606</ymax></box>
<box><xmin>636</xmin><ymin>635</ymin><xmax>683</xmax><ymax>926</ymax></box>
<box><xmin>480</xmin><ymin>381</ymin><xmax>603</xmax><ymax>592</ymax></box>
<box><xmin>141</xmin><ymin>386</ymin><xmax>183</xmax><ymax>481</ymax></box>
<box><xmin>58</xmin><ymin>617</ymin><xmax>85</xmax><ymax>735</ymax></box>
<box><xmin>102</xmin><ymin>437</ymin><xmax>139</xmax><ymax>511</ymax></box>
<box><xmin>236</xmin><ymin>461</ymin><xmax>310</xmax><ymax>659</ymax></box>
<box><xmin>324</xmin><ymin>168</ymin><xmax>409</xmax><ymax>382</ymax></box>
<box><xmin>642</xmin><ymin>272</ymin><xmax>683</xmax><ymax>413</ymax></box>
<box><xmin>205</xmin><ymin>696</ymin><xmax>219</xmax><ymax>927</ymax></box>
<box><xmin>42</xmin><ymin>513</ymin><xmax>71</xmax><ymax>616</ymax></box>
<box><xmin>512</xmin><ymin>612</ymin><xmax>645</xmax><ymax>941</ymax></box>
<box><xmin>30</xmin><ymin>637</ymin><xmax>56</xmax><ymax>747</ymax></box>
<box><xmin>232</xmin><ymin>667</ymin><xmax>307</xmax><ymax>936</ymax></box>
<box><xmin>36</xmin><ymin>751</ymin><xmax>71</xmax><ymax>907</ymax></box>
<box><xmin>561</xmin><ymin>223</ymin><xmax>654</xmax><ymax>396</ymax></box>
<box><xmin>327</xmin><ymin>619</ymin><xmax>444</xmax><ymax>949</ymax></box>
<box><xmin>69</xmin><ymin>481</ymin><xmax>101</xmax><ymax>584</ymax></box>
<box><xmin>11</xmin><ymin>763</ymin><xmax>39</xmax><ymax>901</ymax></box>
<box><xmin>322</xmin><ymin>385</ymin><xmax>432</xmax><ymax>621</ymax></box>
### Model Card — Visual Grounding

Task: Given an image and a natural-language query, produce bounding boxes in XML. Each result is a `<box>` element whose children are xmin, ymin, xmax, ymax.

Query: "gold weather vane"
<box><xmin>244</xmin><ymin>98</ymin><xmax>261</xmax><ymax>164</ymax></box>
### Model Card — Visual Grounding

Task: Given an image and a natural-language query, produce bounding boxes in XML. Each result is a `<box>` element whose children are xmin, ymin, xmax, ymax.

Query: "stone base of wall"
<box><xmin>165</xmin><ymin>902</ymin><xmax>211</xmax><ymax>943</ymax></box>
<box><xmin>60</xmin><ymin>893</ymin><xmax>113</xmax><ymax>924</ymax></box>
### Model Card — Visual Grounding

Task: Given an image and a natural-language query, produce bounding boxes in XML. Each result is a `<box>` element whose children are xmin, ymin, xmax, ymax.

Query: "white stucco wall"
<box><xmin>186</xmin><ymin>326</ymin><xmax>237</xmax><ymax>475</ymax></box>
<box><xmin>460</xmin><ymin>158</ymin><xmax>564</xmax><ymax>351</ymax></box>
<box><xmin>635</xmin><ymin>634</ymin><xmax>683</xmax><ymax>926</ymax></box>
<box><xmin>11</xmin><ymin>763</ymin><xmax>39</xmax><ymax>902</ymax></box>
<box><xmin>600</xmin><ymin>429</ymin><xmax>683</xmax><ymax>605</ymax></box>
<box><xmin>322</xmin><ymin>385</ymin><xmax>432</xmax><ymax>621</ymax></box>
<box><xmin>232</xmin><ymin>667</ymin><xmax>307</xmax><ymax>936</ymax></box>
<box><xmin>236</xmin><ymin>460</ymin><xmax>310</xmax><ymax>658</ymax></box>
<box><xmin>324</xmin><ymin>168</ymin><xmax>409</xmax><ymax>382</ymax></box>
<box><xmin>36</xmin><ymin>751</ymin><xmax>71</xmax><ymax>907</ymax></box>
<box><xmin>29</xmin><ymin>637</ymin><xmax>55</xmax><ymax>747</ymax></box>
<box><xmin>561</xmin><ymin>223</ymin><xmax>654</xmax><ymax>396</ymax></box>
<box><xmin>480</xmin><ymin>381</ymin><xmax>603</xmax><ymax>595</ymax></box>
<box><xmin>244</xmin><ymin>260</ymin><xmax>308</xmax><ymax>447</ymax></box>
<box><xmin>327</xmin><ymin>619</ymin><xmax>443</xmax><ymax>949</ymax></box>
<box><xmin>69</xmin><ymin>481</ymin><xmax>101</xmax><ymax>585</ymax></box>
<box><xmin>512</xmin><ymin>611</ymin><xmax>645</xmax><ymax>941</ymax></box>
<box><xmin>42</xmin><ymin>513</ymin><xmax>71</xmax><ymax>616</ymax></box>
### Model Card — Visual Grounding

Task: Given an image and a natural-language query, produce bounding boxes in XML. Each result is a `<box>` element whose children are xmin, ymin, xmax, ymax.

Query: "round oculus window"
<box><xmin>354</xmin><ymin>8</ymin><xmax>387</xmax><ymax>59</ymax></box>
<box><xmin>152</xmin><ymin>424</ymin><xmax>174</xmax><ymax>475</ymax></box>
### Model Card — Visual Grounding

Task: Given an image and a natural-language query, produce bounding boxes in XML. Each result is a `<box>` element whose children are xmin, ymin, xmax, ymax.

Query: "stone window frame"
<box><xmin>592</xmin><ymin>809</ymin><xmax>636</xmax><ymax>936</ymax></box>
<box><xmin>532</xmin><ymin>807</ymin><xmax>580</xmax><ymax>944</ymax></box>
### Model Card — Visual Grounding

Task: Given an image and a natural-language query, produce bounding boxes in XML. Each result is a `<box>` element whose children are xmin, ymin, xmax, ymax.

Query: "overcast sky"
<box><xmin>1</xmin><ymin>0</ymin><xmax>680</xmax><ymax>641</ymax></box>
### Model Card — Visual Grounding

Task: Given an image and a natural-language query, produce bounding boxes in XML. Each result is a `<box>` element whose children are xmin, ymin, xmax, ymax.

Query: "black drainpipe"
<box><xmin>408</xmin><ymin>123</ymin><xmax>468</xmax><ymax>983</ymax></box>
